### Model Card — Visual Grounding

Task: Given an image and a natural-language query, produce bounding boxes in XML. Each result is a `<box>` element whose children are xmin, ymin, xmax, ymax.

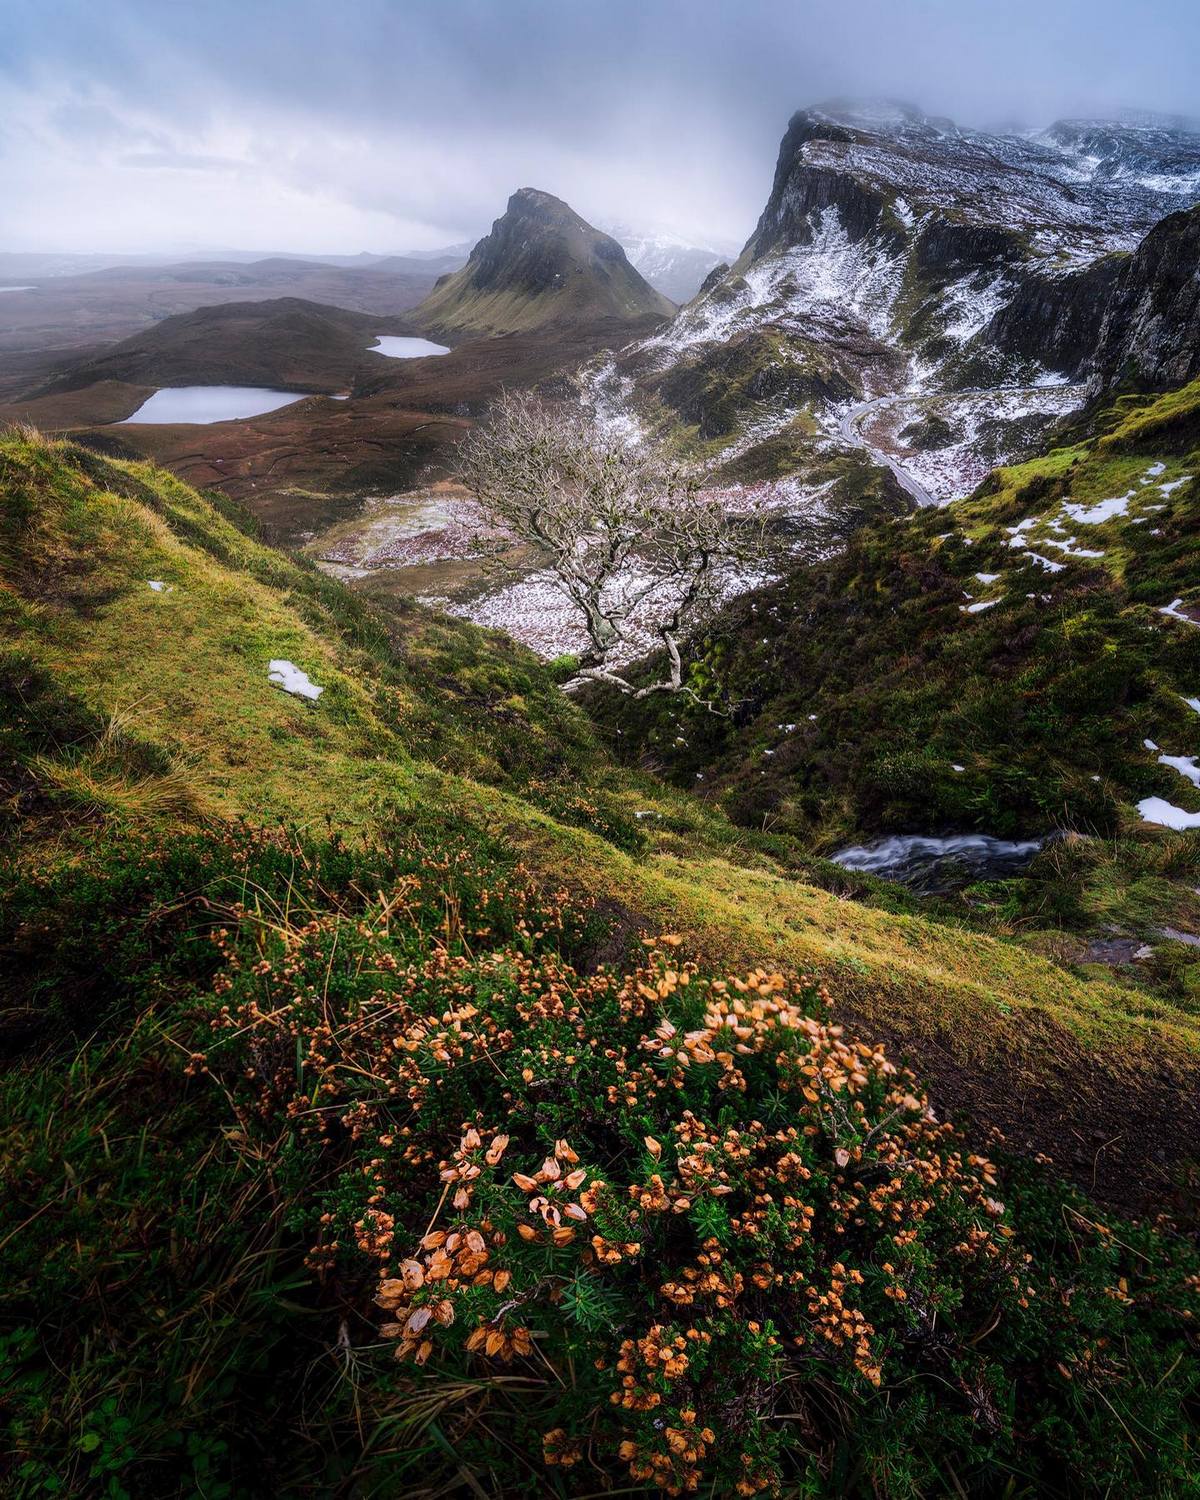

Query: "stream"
<box><xmin>831</xmin><ymin>833</ymin><xmax>1046</xmax><ymax>893</ymax></box>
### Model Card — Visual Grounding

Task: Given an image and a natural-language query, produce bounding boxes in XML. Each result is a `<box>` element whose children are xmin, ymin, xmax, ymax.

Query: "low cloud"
<box><xmin>1</xmin><ymin>0</ymin><xmax>1198</xmax><ymax>254</ymax></box>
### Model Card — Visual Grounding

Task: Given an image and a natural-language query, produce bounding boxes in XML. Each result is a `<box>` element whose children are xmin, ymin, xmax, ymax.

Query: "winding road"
<box><xmin>838</xmin><ymin>384</ymin><xmax>1086</xmax><ymax>510</ymax></box>
<box><xmin>837</xmin><ymin>394</ymin><xmax>938</xmax><ymax>508</ymax></box>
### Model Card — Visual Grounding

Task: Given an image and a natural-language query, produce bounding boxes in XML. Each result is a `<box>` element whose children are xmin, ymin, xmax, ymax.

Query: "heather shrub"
<box><xmin>190</xmin><ymin>845</ymin><xmax>1200</xmax><ymax>1496</ymax></box>
<box><xmin>4</xmin><ymin>824</ymin><xmax>1198</xmax><ymax>1495</ymax></box>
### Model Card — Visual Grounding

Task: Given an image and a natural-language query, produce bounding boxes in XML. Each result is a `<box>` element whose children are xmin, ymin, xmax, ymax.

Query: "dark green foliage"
<box><xmin>587</xmin><ymin>461</ymin><xmax>1199</xmax><ymax>852</ymax></box>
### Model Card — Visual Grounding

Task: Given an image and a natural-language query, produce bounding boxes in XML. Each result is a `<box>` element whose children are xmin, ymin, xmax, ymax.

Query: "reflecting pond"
<box><xmin>120</xmin><ymin>387</ymin><xmax>306</xmax><ymax>424</ymax></box>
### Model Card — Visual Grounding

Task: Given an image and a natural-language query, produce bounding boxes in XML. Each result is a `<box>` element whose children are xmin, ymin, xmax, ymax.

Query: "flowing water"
<box><xmin>831</xmin><ymin>832</ymin><xmax>1045</xmax><ymax>892</ymax></box>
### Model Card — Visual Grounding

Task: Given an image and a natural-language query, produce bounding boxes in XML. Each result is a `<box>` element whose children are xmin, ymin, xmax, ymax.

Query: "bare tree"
<box><xmin>459</xmin><ymin>390</ymin><xmax>772</xmax><ymax>701</ymax></box>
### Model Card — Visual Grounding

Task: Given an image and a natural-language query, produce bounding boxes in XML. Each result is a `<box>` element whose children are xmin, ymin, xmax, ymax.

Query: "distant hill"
<box><xmin>38</xmin><ymin>296</ymin><xmax>413</xmax><ymax>396</ymax></box>
<box><xmin>610</xmin><ymin>228</ymin><xmax>739</xmax><ymax>302</ymax></box>
<box><xmin>413</xmin><ymin>188</ymin><xmax>675</xmax><ymax>337</ymax></box>
<box><xmin>0</xmin><ymin>258</ymin><xmax>445</xmax><ymax>401</ymax></box>
<box><xmin>367</xmin><ymin>251</ymin><xmax>468</xmax><ymax>278</ymax></box>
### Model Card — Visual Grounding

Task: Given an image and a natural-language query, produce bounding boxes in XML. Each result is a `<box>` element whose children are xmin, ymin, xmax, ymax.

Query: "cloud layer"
<box><xmin>2</xmin><ymin>0</ymin><xmax>1198</xmax><ymax>254</ymax></box>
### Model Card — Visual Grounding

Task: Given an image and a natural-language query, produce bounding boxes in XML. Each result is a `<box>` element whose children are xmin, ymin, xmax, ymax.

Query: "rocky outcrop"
<box><xmin>696</xmin><ymin>262</ymin><xmax>730</xmax><ymax>298</ymax></box>
<box><xmin>414</xmin><ymin>189</ymin><xmax>674</xmax><ymax>337</ymax></box>
<box><xmin>743</xmin><ymin>112</ymin><xmax>894</xmax><ymax>260</ymax></box>
<box><xmin>656</xmin><ymin>327</ymin><xmax>856</xmax><ymax>439</ymax></box>
<box><xmin>665</xmin><ymin>101</ymin><xmax>1200</xmax><ymax>401</ymax></box>
<box><xmin>1084</xmin><ymin>204</ymin><xmax>1200</xmax><ymax>395</ymax></box>
<box><xmin>912</xmin><ymin>221</ymin><xmax>1026</xmax><ymax>278</ymax></box>
<box><xmin>608</xmin><ymin>101</ymin><xmax>1200</xmax><ymax>481</ymax></box>
<box><xmin>982</xmin><ymin>257</ymin><xmax>1126</xmax><ymax>378</ymax></box>
<box><xmin>981</xmin><ymin>203</ymin><xmax>1200</xmax><ymax>393</ymax></box>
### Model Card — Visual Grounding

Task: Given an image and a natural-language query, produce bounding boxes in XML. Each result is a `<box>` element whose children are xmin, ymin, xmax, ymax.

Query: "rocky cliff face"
<box><xmin>666</xmin><ymin>101</ymin><xmax>1200</xmax><ymax>385</ymax></box>
<box><xmin>983</xmin><ymin>203</ymin><xmax>1200</xmax><ymax>395</ymax></box>
<box><xmin>590</xmin><ymin>101</ymin><xmax>1200</xmax><ymax>507</ymax></box>
<box><xmin>982</xmin><ymin>258</ymin><xmax>1126</xmax><ymax>378</ymax></box>
<box><xmin>414</xmin><ymin>189</ymin><xmax>674</xmax><ymax>337</ymax></box>
<box><xmin>1084</xmin><ymin>204</ymin><xmax>1200</xmax><ymax>395</ymax></box>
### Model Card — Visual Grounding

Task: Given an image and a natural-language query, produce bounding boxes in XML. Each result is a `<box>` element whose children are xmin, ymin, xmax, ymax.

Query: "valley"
<box><xmin>5</xmin><ymin>76</ymin><xmax>1200</xmax><ymax>1500</ymax></box>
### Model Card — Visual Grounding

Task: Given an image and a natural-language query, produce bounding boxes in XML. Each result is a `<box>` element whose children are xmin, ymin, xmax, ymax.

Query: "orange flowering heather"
<box><xmin>198</xmin><ymin>852</ymin><xmax>1200</xmax><ymax>1497</ymax></box>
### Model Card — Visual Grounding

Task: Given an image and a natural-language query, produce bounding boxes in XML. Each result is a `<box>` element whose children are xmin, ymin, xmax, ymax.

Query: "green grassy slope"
<box><xmin>3</xmin><ymin>427</ymin><xmax>1199</xmax><ymax>1191</ymax></box>
<box><xmin>593</xmin><ymin>380</ymin><xmax>1200</xmax><ymax>990</ymax></box>
<box><xmin>2</xmin><ymin>429</ymin><xmax>1200</xmax><ymax>1495</ymax></box>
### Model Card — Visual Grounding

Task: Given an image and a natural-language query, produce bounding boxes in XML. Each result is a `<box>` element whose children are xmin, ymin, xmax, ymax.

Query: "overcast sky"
<box><xmin>2</xmin><ymin>0</ymin><xmax>1199</xmax><ymax>256</ymax></box>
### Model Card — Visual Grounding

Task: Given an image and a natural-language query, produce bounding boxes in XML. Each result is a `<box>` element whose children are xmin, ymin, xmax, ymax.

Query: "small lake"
<box><xmin>369</xmin><ymin>336</ymin><xmax>450</xmax><ymax>359</ymax></box>
<box><xmin>831</xmin><ymin>833</ymin><xmax>1045</xmax><ymax>893</ymax></box>
<box><xmin>0</xmin><ymin>286</ymin><xmax>34</xmax><ymax>293</ymax></box>
<box><xmin>120</xmin><ymin>387</ymin><xmax>307</xmax><ymax>424</ymax></box>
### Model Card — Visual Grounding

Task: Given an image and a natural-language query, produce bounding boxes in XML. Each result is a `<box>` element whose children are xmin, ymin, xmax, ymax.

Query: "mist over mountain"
<box><xmin>6</xmin><ymin>0</ymin><xmax>1200</xmax><ymax>255</ymax></box>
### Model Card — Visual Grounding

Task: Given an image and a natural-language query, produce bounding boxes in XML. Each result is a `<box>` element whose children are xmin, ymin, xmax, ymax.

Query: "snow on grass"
<box><xmin>1159</xmin><ymin>753</ymin><xmax>1200</xmax><ymax>788</ymax></box>
<box><xmin>961</xmin><ymin>599</ymin><xmax>999</xmax><ymax>613</ymax></box>
<box><xmin>268</xmin><ymin>660</ymin><xmax>324</xmax><ymax>701</ymax></box>
<box><xmin>1161</xmin><ymin>599</ymin><xmax>1200</xmax><ymax>627</ymax></box>
<box><xmin>862</xmin><ymin>386</ymin><xmax>1084</xmax><ymax>506</ymax></box>
<box><xmin>974</xmin><ymin>572</ymin><xmax>1001</xmax><ymax>583</ymax></box>
<box><xmin>448</xmin><ymin>556</ymin><xmax>772</xmax><ymax>663</ymax></box>
<box><xmin>1184</xmin><ymin>697</ymin><xmax>1200</xmax><ymax>716</ymax></box>
<box><xmin>1139</xmin><ymin>168</ymin><xmax>1200</xmax><ymax>194</ymax></box>
<box><xmin>1040</xmin><ymin>536</ymin><xmax>1105</xmax><ymax>559</ymax></box>
<box><xmin>578</xmin><ymin>357</ymin><xmax>644</xmax><ymax>446</ymax></box>
<box><xmin>1137</xmin><ymin>797</ymin><xmax>1200</xmax><ymax>831</ymax></box>
<box><xmin>1022</xmin><ymin>551</ymin><xmax>1066</xmax><ymax>573</ymax></box>
<box><xmin>146</xmin><ymin>580</ymin><xmax>172</xmax><ymax>592</ymax></box>
<box><xmin>712</xmin><ymin>405</ymin><xmax>803</xmax><ymax>466</ymax></box>
<box><xmin>1061</xmin><ymin>493</ymin><xmax>1131</xmax><ymax>524</ymax></box>
<box><xmin>938</xmin><ymin>271</ymin><xmax>1015</xmax><ymax>344</ymax></box>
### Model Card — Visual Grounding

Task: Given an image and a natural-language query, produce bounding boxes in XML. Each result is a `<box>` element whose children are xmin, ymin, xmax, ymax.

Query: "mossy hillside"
<box><xmin>626</xmin><ymin>331</ymin><xmax>902</xmax><ymax>512</ymax></box>
<box><xmin>5</xmin><ymin>430</ymin><xmax>1200</xmax><ymax>1206</ymax></box>
<box><xmin>0</xmin><ymin>430</ymin><xmax>629</xmax><ymax>840</ymax></box>
<box><xmin>597</xmin><ymin>381</ymin><xmax>1200</xmax><ymax>839</ymax></box>
<box><xmin>1095</xmin><ymin>376</ymin><xmax>1200</xmax><ymax>455</ymax></box>
<box><xmin>587</xmin><ymin>380</ymin><xmax>1200</xmax><ymax>1014</ymax></box>
<box><xmin>654</xmin><ymin>327</ymin><xmax>854</xmax><ymax>444</ymax></box>
<box><xmin>5</xmin><ymin>432</ymin><xmax>1200</xmax><ymax>1492</ymax></box>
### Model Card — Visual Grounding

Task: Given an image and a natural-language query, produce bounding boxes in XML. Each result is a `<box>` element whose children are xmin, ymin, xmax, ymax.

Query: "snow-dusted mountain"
<box><xmin>591</xmin><ymin>101</ymin><xmax>1200</xmax><ymax>506</ymax></box>
<box><xmin>668</xmin><ymin>100</ymin><xmax>1200</xmax><ymax>375</ymax></box>
<box><xmin>608</xmin><ymin>227</ymin><xmax>740</xmax><ymax>303</ymax></box>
